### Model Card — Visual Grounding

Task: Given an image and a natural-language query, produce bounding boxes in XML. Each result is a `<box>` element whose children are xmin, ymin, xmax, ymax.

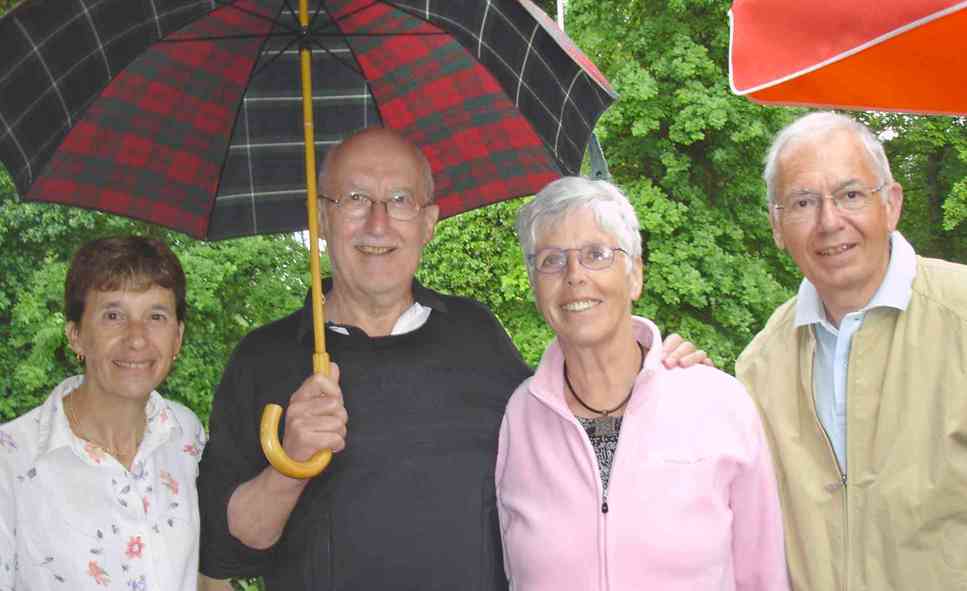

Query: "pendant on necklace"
<box><xmin>593</xmin><ymin>415</ymin><xmax>617</xmax><ymax>437</ymax></box>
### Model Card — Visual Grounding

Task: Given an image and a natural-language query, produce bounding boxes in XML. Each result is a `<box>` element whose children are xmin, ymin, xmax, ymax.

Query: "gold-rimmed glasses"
<box><xmin>320</xmin><ymin>190</ymin><xmax>428</xmax><ymax>221</ymax></box>
<box><xmin>772</xmin><ymin>182</ymin><xmax>888</xmax><ymax>224</ymax></box>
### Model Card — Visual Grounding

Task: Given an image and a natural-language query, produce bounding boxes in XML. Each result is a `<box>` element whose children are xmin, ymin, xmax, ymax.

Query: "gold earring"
<box><xmin>76</xmin><ymin>353</ymin><xmax>85</xmax><ymax>363</ymax></box>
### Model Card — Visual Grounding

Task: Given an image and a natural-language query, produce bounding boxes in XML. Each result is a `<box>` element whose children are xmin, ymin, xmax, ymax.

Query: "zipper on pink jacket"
<box><xmin>599</xmin><ymin>406</ymin><xmax>636</xmax><ymax>591</ymax></box>
<box><xmin>571</xmin><ymin>416</ymin><xmax>611</xmax><ymax>591</ymax></box>
<box><xmin>589</xmin><ymin>425</ymin><xmax>608</xmax><ymax>591</ymax></box>
<box><xmin>599</xmin><ymin>481</ymin><xmax>610</xmax><ymax>590</ymax></box>
<box><xmin>532</xmin><ymin>379</ymin><xmax>631</xmax><ymax>591</ymax></box>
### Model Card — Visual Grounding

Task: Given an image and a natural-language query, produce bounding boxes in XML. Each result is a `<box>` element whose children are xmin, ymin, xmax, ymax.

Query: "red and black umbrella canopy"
<box><xmin>0</xmin><ymin>0</ymin><xmax>616</xmax><ymax>239</ymax></box>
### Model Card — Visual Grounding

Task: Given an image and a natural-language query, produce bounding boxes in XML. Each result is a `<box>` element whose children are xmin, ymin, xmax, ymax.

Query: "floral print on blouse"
<box><xmin>0</xmin><ymin>375</ymin><xmax>206</xmax><ymax>591</ymax></box>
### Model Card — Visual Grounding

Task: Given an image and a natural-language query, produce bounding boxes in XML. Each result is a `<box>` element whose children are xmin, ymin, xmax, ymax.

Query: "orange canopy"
<box><xmin>729</xmin><ymin>0</ymin><xmax>967</xmax><ymax>115</ymax></box>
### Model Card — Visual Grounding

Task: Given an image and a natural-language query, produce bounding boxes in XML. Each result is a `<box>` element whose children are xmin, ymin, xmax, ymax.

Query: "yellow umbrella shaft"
<box><xmin>259</xmin><ymin>0</ymin><xmax>332</xmax><ymax>478</ymax></box>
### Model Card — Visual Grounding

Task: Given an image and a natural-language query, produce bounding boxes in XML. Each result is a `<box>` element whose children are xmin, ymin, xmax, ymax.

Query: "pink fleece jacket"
<box><xmin>496</xmin><ymin>317</ymin><xmax>789</xmax><ymax>591</ymax></box>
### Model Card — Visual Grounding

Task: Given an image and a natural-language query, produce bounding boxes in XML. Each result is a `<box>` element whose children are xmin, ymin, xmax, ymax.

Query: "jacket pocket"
<box><xmin>942</xmin><ymin>517</ymin><xmax>967</xmax><ymax>571</ymax></box>
<box><xmin>629</xmin><ymin>456</ymin><xmax>729</xmax><ymax>573</ymax></box>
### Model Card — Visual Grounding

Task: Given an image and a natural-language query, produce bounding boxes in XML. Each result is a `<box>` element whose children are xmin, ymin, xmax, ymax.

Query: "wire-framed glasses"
<box><xmin>320</xmin><ymin>190</ymin><xmax>427</xmax><ymax>221</ymax></box>
<box><xmin>772</xmin><ymin>182</ymin><xmax>888</xmax><ymax>224</ymax></box>
<box><xmin>527</xmin><ymin>244</ymin><xmax>629</xmax><ymax>274</ymax></box>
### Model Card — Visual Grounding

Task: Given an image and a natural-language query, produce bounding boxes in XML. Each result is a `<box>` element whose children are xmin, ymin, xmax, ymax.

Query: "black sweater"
<box><xmin>198</xmin><ymin>281</ymin><xmax>532</xmax><ymax>590</ymax></box>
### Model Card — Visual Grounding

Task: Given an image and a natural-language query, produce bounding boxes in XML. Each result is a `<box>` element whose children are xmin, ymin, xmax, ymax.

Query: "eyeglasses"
<box><xmin>772</xmin><ymin>182</ymin><xmax>888</xmax><ymax>224</ymax></box>
<box><xmin>320</xmin><ymin>190</ymin><xmax>428</xmax><ymax>221</ymax></box>
<box><xmin>527</xmin><ymin>244</ymin><xmax>629</xmax><ymax>274</ymax></box>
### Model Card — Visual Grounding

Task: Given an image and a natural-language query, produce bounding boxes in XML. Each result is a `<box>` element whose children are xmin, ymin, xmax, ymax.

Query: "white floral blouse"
<box><xmin>0</xmin><ymin>376</ymin><xmax>206</xmax><ymax>591</ymax></box>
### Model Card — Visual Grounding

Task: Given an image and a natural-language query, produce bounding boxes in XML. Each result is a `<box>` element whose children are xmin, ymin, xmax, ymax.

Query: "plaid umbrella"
<box><xmin>1</xmin><ymin>0</ymin><xmax>615</xmax><ymax>478</ymax></box>
<box><xmin>729</xmin><ymin>0</ymin><xmax>967</xmax><ymax>115</ymax></box>
<box><xmin>0</xmin><ymin>0</ymin><xmax>615</xmax><ymax>239</ymax></box>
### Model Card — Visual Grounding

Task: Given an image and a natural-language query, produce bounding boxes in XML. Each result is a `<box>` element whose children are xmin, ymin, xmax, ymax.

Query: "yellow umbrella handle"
<box><xmin>257</xmin><ymin>0</ymin><xmax>332</xmax><ymax>480</ymax></box>
<box><xmin>259</xmin><ymin>352</ymin><xmax>333</xmax><ymax>479</ymax></box>
<box><xmin>260</xmin><ymin>403</ymin><xmax>332</xmax><ymax>479</ymax></box>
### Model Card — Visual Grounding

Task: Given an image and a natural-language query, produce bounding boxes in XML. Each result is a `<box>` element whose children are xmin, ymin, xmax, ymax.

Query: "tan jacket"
<box><xmin>737</xmin><ymin>256</ymin><xmax>967</xmax><ymax>591</ymax></box>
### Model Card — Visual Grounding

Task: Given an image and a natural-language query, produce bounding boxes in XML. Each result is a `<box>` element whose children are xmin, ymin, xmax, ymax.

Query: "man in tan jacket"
<box><xmin>737</xmin><ymin>111</ymin><xmax>967</xmax><ymax>591</ymax></box>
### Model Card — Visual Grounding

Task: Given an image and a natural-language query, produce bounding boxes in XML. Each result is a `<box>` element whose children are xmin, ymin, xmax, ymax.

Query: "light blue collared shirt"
<box><xmin>793</xmin><ymin>232</ymin><xmax>917</xmax><ymax>474</ymax></box>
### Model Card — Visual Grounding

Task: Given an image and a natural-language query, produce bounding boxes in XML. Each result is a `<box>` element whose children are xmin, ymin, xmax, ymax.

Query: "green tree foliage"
<box><xmin>424</xmin><ymin>0</ymin><xmax>966</xmax><ymax>372</ymax></box>
<box><xmin>0</xmin><ymin>171</ymin><xmax>309</xmax><ymax>422</ymax></box>
<box><xmin>423</xmin><ymin>0</ymin><xmax>797</xmax><ymax>370</ymax></box>
<box><xmin>571</xmin><ymin>0</ymin><xmax>803</xmax><ymax>369</ymax></box>
<box><xmin>3</xmin><ymin>0</ymin><xmax>966</xmax><ymax>413</ymax></box>
<box><xmin>866</xmin><ymin>113</ymin><xmax>967</xmax><ymax>259</ymax></box>
<box><xmin>419</xmin><ymin>199</ymin><xmax>555</xmax><ymax>365</ymax></box>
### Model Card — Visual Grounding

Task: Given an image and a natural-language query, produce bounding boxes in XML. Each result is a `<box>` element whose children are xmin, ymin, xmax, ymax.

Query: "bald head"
<box><xmin>314</xmin><ymin>126</ymin><xmax>440</xmax><ymax>330</ymax></box>
<box><xmin>319</xmin><ymin>127</ymin><xmax>435</xmax><ymax>204</ymax></box>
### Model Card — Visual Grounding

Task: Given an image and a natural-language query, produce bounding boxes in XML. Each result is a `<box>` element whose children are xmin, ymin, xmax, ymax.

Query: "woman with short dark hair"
<box><xmin>0</xmin><ymin>235</ymin><xmax>205</xmax><ymax>591</ymax></box>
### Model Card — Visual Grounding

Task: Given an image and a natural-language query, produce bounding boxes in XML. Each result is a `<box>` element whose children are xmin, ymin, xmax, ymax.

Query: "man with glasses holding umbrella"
<box><xmin>737</xmin><ymin>112</ymin><xmax>967</xmax><ymax>591</ymax></box>
<box><xmin>198</xmin><ymin>127</ymin><xmax>705</xmax><ymax>591</ymax></box>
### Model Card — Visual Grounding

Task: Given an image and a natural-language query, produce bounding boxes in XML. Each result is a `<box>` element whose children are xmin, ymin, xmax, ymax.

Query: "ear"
<box><xmin>884</xmin><ymin>182</ymin><xmax>903</xmax><ymax>232</ymax></box>
<box><xmin>769</xmin><ymin>208</ymin><xmax>786</xmax><ymax>250</ymax></box>
<box><xmin>630</xmin><ymin>256</ymin><xmax>644</xmax><ymax>301</ymax></box>
<box><xmin>65</xmin><ymin>321</ymin><xmax>83</xmax><ymax>358</ymax></box>
<box><xmin>421</xmin><ymin>204</ymin><xmax>440</xmax><ymax>245</ymax></box>
<box><xmin>174</xmin><ymin>321</ymin><xmax>185</xmax><ymax>357</ymax></box>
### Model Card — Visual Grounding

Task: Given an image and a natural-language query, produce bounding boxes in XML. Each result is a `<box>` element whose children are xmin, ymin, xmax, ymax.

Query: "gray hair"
<box><xmin>516</xmin><ymin>176</ymin><xmax>642</xmax><ymax>281</ymax></box>
<box><xmin>763</xmin><ymin>111</ymin><xmax>893</xmax><ymax>207</ymax></box>
<box><xmin>319</xmin><ymin>126</ymin><xmax>436</xmax><ymax>203</ymax></box>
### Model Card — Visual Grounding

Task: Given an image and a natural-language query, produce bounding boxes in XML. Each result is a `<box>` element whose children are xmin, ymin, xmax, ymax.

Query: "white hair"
<box><xmin>763</xmin><ymin>111</ymin><xmax>893</xmax><ymax>207</ymax></box>
<box><xmin>516</xmin><ymin>176</ymin><xmax>642</xmax><ymax>283</ymax></box>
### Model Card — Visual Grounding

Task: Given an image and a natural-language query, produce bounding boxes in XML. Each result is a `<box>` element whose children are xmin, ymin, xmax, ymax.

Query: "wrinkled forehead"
<box><xmin>777</xmin><ymin>128</ymin><xmax>878</xmax><ymax>189</ymax></box>
<box><xmin>328</xmin><ymin>136</ymin><xmax>428</xmax><ymax>195</ymax></box>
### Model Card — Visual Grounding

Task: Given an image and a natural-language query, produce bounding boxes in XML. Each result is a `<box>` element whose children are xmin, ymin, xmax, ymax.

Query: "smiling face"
<box><xmin>319</xmin><ymin>129</ymin><xmax>439</xmax><ymax>305</ymax></box>
<box><xmin>770</xmin><ymin>128</ymin><xmax>902</xmax><ymax>319</ymax></box>
<box><xmin>66</xmin><ymin>284</ymin><xmax>184</xmax><ymax>405</ymax></box>
<box><xmin>533</xmin><ymin>207</ymin><xmax>643</xmax><ymax>352</ymax></box>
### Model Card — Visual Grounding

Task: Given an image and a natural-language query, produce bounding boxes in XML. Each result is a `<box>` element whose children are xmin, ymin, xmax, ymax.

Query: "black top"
<box><xmin>198</xmin><ymin>280</ymin><xmax>532</xmax><ymax>591</ymax></box>
<box><xmin>577</xmin><ymin>416</ymin><xmax>624</xmax><ymax>496</ymax></box>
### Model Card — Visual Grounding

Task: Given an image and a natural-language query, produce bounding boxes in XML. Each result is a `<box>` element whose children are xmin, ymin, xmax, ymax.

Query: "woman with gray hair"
<box><xmin>495</xmin><ymin>177</ymin><xmax>789</xmax><ymax>590</ymax></box>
